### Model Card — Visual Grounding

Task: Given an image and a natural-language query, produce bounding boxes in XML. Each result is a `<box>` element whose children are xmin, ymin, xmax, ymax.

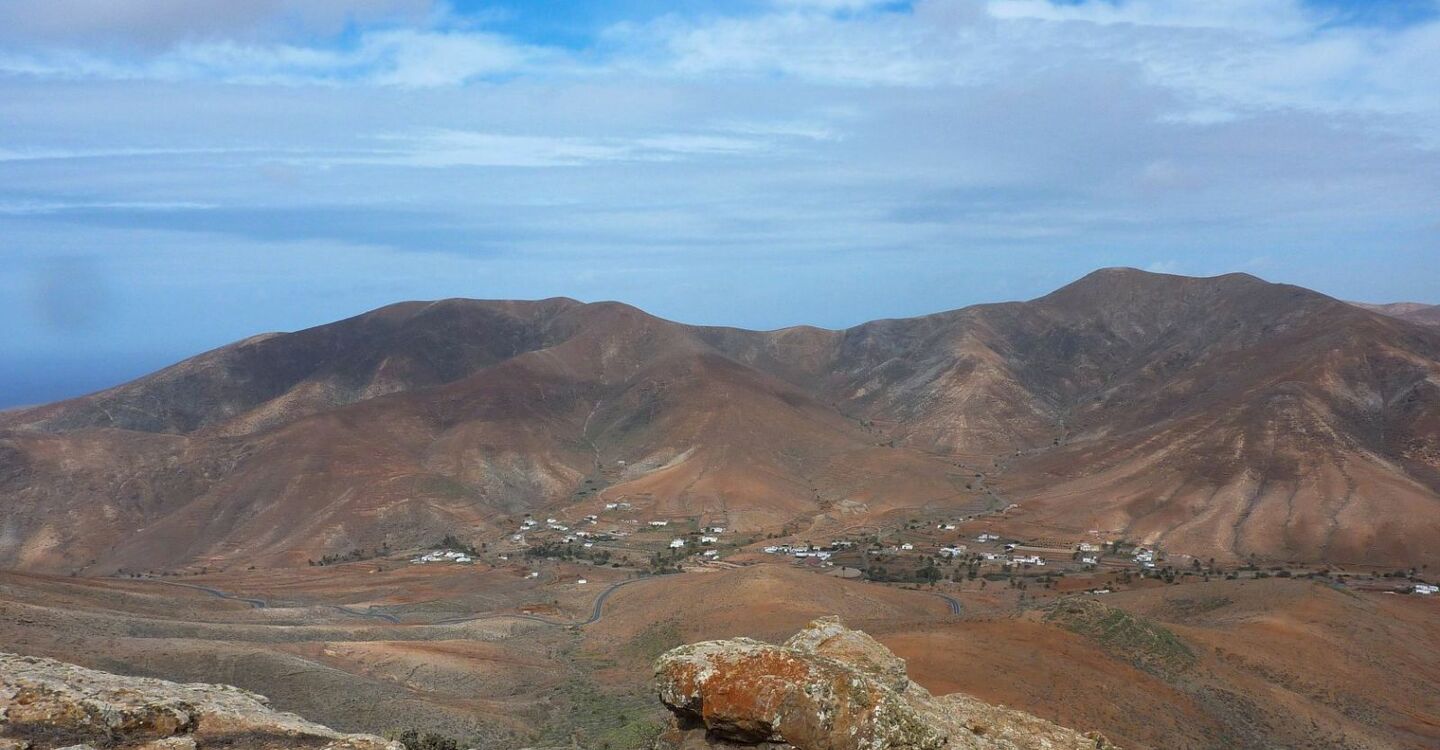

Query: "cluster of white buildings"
<box><xmin>410</xmin><ymin>550</ymin><xmax>474</xmax><ymax>564</ymax></box>
<box><xmin>761</xmin><ymin>544</ymin><xmax>832</xmax><ymax>561</ymax></box>
<box><xmin>1414</xmin><ymin>583</ymin><xmax>1438</xmax><ymax>595</ymax></box>
<box><xmin>976</xmin><ymin>533</ymin><xmax>1001</xmax><ymax>543</ymax></box>
<box><xmin>1133</xmin><ymin>548</ymin><xmax>1157</xmax><ymax>568</ymax></box>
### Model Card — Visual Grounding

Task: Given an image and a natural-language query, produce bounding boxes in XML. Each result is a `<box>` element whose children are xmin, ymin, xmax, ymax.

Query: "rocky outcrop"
<box><xmin>0</xmin><ymin>653</ymin><xmax>402</xmax><ymax>750</ymax></box>
<box><xmin>654</xmin><ymin>618</ymin><xmax>1117</xmax><ymax>750</ymax></box>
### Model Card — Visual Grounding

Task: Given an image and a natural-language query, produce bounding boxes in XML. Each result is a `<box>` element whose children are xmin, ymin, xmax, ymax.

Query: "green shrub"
<box><xmin>396</xmin><ymin>729</ymin><xmax>461</xmax><ymax>750</ymax></box>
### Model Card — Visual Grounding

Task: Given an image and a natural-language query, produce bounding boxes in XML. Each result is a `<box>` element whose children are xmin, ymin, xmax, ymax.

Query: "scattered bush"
<box><xmin>395</xmin><ymin>729</ymin><xmax>460</xmax><ymax>750</ymax></box>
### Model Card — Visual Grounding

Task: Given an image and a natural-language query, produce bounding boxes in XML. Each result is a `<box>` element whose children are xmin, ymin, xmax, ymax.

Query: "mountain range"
<box><xmin>3</xmin><ymin>268</ymin><xmax>1437</xmax><ymax>572</ymax></box>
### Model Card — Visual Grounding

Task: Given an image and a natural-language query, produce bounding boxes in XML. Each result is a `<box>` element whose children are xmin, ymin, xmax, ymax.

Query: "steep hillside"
<box><xmin>1352</xmin><ymin>301</ymin><xmax>1440</xmax><ymax>326</ymax></box>
<box><xmin>2</xmin><ymin>269</ymin><xmax>1438</xmax><ymax>571</ymax></box>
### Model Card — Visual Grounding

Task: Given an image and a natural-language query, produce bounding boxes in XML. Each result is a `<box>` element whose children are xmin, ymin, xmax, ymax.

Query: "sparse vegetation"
<box><xmin>1046</xmin><ymin>598</ymin><xmax>1196</xmax><ymax>675</ymax></box>
<box><xmin>394</xmin><ymin>728</ymin><xmax>462</xmax><ymax>750</ymax></box>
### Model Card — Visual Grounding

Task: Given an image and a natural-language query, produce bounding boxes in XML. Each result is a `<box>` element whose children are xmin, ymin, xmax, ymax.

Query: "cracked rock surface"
<box><xmin>0</xmin><ymin>653</ymin><xmax>401</xmax><ymax>750</ymax></box>
<box><xmin>654</xmin><ymin>617</ymin><xmax>1118</xmax><ymax>750</ymax></box>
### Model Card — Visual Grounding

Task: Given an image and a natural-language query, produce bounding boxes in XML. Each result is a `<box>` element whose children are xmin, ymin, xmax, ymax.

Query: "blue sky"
<box><xmin>2</xmin><ymin>0</ymin><xmax>1439</xmax><ymax>407</ymax></box>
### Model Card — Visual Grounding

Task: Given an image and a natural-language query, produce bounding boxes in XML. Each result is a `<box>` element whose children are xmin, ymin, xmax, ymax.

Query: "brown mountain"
<box><xmin>2</xmin><ymin>268</ymin><xmax>1438</xmax><ymax>572</ymax></box>
<box><xmin>1351</xmin><ymin>300</ymin><xmax>1440</xmax><ymax>326</ymax></box>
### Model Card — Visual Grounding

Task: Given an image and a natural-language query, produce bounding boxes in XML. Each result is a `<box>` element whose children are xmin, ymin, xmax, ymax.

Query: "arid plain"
<box><xmin>4</xmin><ymin>269</ymin><xmax>1439</xmax><ymax>749</ymax></box>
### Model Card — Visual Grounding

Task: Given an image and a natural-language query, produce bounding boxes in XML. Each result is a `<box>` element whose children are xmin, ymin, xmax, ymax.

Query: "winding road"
<box><xmin>933</xmin><ymin>592</ymin><xmax>963</xmax><ymax>615</ymax></box>
<box><xmin>431</xmin><ymin>573</ymin><xmax>668</xmax><ymax>627</ymax></box>
<box><xmin>128</xmin><ymin>571</ymin><xmax>958</xmax><ymax>627</ymax></box>
<box><xmin>132</xmin><ymin>574</ymin><xmax>666</xmax><ymax>628</ymax></box>
<box><xmin>133</xmin><ymin>579</ymin><xmax>401</xmax><ymax>623</ymax></box>
<box><xmin>142</xmin><ymin>579</ymin><xmax>269</xmax><ymax>609</ymax></box>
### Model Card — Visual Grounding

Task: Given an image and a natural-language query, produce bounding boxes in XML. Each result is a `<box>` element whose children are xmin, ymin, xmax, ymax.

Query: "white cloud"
<box><xmin>987</xmin><ymin>0</ymin><xmax>1318</xmax><ymax>34</ymax></box>
<box><xmin>0</xmin><ymin>28</ymin><xmax>541</xmax><ymax>86</ymax></box>
<box><xmin>361</xmin><ymin>29</ymin><xmax>538</xmax><ymax>86</ymax></box>
<box><xmin>1</xmin><ymin>0</ymin><xmax>1438</xmax><ymax>346</ymax></box>
<box><xmin>332</xmin><ymin>127</ymin><xmax>787</xmax><ymax>168</ymax></box>
<box><xmin>0</xmin><ymin>200</ymin><xmax>215</xmax><ymax>215</ymax></box>
<box><xmin>0</xmin><ymin>0</ymin><xmax>436</xmax><ymax>48</ymax></box>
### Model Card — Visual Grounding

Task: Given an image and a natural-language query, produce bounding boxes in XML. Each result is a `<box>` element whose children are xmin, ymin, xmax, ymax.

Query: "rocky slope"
<box><xmin>652</xmin><ymin>617</ymin><xmax>1115</xmax><ymax>750</ymax></box>
<box><xmin>0</xmin><ymin>653</ymin><xmax>401</xmax><ymax>750</ymax></box>
<box><xmin>1351</xmin><ymin>301</ymin><xmax>1440</xmax><ymax>326</ymax></box>
<box><xmin>2</xmin><ymin>269</ymin><xmax>1438</xmax><ymax>571</ymax></box>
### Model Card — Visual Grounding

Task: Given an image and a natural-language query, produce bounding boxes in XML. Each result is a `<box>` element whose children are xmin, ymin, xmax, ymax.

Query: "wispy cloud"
<box><xmin>0</xmin><ymin>28</ymin><xmax>543</xmax><ymax>86</ymax></box>
<box><xmin>0</xmin><ymin>0</ymin><xmax>437</xmax><ymax>48</ymax></box>
<box><xmin>2</xmin><ymin>0</ymin><xmax>1438</xmax><ymax>404</ymax></box>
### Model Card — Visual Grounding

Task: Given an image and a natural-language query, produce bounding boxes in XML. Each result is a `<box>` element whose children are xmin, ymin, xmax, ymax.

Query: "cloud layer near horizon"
<box><xmin>2</xmin><ymin>0</ymin><xmax>1438</xmax><ymax>405</ymax></box>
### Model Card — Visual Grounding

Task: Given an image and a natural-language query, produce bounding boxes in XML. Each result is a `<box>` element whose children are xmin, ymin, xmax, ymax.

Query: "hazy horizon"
<box><xmin>4</xmin><ymin>0</ymin><xmax>1439</xmax><ymax>407</ymax></box>
<box><xmin>3</xmin><ymin>265</ymin><xmax>1434</xmax><ymax>409</ymax></box>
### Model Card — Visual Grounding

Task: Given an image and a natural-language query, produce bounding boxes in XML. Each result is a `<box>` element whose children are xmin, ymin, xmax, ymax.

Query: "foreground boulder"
<box><xmin>0</xmin><ymin>653</ymin><xmax>402</xmax><ymax>750</ymax></box>
<box><xmin>654</xmin><ymin>617</ymin><xmax>1117</xmax><ymax>750</ymax></box>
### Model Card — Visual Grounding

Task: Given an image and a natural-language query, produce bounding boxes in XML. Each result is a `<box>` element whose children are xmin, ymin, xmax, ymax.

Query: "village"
<box><xmin>388</xmin><ymin>496</ymin><xmax>1439</xmax><ymax>602</ymax></box>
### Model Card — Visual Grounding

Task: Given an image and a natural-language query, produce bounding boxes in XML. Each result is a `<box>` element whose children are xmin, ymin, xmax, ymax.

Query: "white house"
<box><xmin>669</xmin><ymin>539</ymin><xmax>686</xmax><ymax>548</ymax></box>
<box><xmin>977</xmin><ymin>533</ymin><xmax>1000</xmax><ymax>543</ymax></box>
<box><xmin>1414</xmin><ymin>583</ymin><xmax>1438</xmax><ymax>595</ymax></box>
<box><xmin>1081</xmin><ymin>555</ymin><xmax>1098</xmax><ymax>565</ymax></box>
<box><xmin>700</xmin><ymin>536</ymin><xmax>718</xmax><ymax>544</ymax></box>
<box><xmin>938</xmin><ymin>546</ymin><xmax>964</xmax><ymax>558</ymax></box>
<box><xmin>900</xmin><ymin>543</ymin><xmax>914</xmax><ymax>550</ymax></box>
<box><xmin>649</xmin><ymin>520</ymin><xmax>669</xmax><ymax>527</ymax></box>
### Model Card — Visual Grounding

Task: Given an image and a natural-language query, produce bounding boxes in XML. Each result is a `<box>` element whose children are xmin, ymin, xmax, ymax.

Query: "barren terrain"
<box><xmin>3</xmin><ymin>268</ymin><xmax>1438</xmax><ymax>749</ymax></box>
<box><xmin>1</xmin><ymin>562</ymin><xmax>1436</xmax><ymax>749</ymax></box>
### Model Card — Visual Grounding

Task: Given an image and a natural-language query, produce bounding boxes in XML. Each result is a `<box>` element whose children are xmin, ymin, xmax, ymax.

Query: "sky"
<box><xmin>2</xmin><ymin>0</ymin><xmax>1439</xmax><ymax>407</ymax></box>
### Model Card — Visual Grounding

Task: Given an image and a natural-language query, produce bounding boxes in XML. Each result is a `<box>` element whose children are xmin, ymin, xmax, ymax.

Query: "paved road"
<box><xmin>144</xmin><ymin>579</ymin><xmax>269</xmax><ymax>609</ymax></box>
<box><xmin>431</xmin><ymin>574</ymin><xmax>669</xmax><ymax>628</ymax></box>
<box><xmin>129</xmin><ymin>572</ymin><xmax>955</xmax><ymax>626</ymax></box>
<box><xmin>132</xmin><ymin>579</ymin><xmax>400</xmax><ymax>623</ymax></box>
<box><xmin>933</xmin><ymin>592</ymin><xmax>963</xmax><ymax>615</ymax></box>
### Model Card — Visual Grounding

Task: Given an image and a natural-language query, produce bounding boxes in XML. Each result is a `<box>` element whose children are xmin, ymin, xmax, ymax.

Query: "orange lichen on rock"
<box><xmin>654</xmin><ymin>617</ymin><xmax>1118</xmax><ymax>750</ymax></box>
